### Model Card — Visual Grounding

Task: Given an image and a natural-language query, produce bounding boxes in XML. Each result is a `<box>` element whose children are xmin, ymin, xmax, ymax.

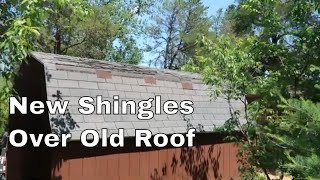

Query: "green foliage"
<box><xmin>0</xmin><ymin>0</ymin><xmax>89</xmax><ymax>135</ymax></box>
<box><xmin>183</xmin><ymin>35</ymin><xmax>259</xmax><ymax>99</ymax></box>
<box><xmin>0</xmin><ymin>76</ymin><xmax>10</xmax><ymax>135</ymax></box>
<box><xmin>183</xmin><ymin>0</ymin><xmax>320</xmax><ymax>179</ymax></box>
<box><xmin>0</xmin><ymin>0</ymin><xmax>47</xmax><ymax>133</ymax></box>
<box><xmin>277</xmin><ymin>98</ymin><xmax>320</xmax><ymax>178</ymax></box>
<box><xmin>183</xmin><ymin>35</ymin><xmax>287</xmax><ymax>178</ymax></box>
<box><xmin>38</xmin><ymin>0</ymin><xmax>143</xmax><ymax>64</ymax></box>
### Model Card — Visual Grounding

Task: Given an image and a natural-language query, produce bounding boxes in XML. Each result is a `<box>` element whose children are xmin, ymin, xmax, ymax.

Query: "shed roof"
<box><xmin>30</xmin><ymin>52</ymin><xmax>243</xmax><ymax>140</ymax></box>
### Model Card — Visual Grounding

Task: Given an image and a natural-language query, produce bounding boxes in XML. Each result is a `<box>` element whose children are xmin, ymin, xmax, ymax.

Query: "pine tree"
<box><xmin>145</xmin><ymin>0</ymin><xmax>213</xmax><ymax>69</ymax></box>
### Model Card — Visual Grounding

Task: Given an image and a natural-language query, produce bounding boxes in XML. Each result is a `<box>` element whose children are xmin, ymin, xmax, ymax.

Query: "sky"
<box><xmin>140</xmin><ymin>0</ymin><xmax>236</xmax><ymax>66</ymax></box>
<box><xmin>203</xmin><ymin>0</ymin><xmax>235</xmax><ymax>16</ymax></box>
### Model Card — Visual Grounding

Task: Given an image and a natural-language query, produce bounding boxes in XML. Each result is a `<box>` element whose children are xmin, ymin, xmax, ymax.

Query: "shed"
<box><xmin>8</xmin><ymin>52</ymin><xmax>242</xmax><ymax>180</ymax></box>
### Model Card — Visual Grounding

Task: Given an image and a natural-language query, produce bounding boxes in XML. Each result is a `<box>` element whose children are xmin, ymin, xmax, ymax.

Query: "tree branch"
<box><xmin>61</xmin><ymin>37</ymin><xmax>86</xmax><ymax>54</ymax></box>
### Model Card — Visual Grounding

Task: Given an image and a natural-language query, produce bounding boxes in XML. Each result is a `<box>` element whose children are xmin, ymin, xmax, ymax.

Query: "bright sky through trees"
<box><xmin>139</xmin><ymin>0</ymin><xmax>235</xmax><ymax>66</ymax></box>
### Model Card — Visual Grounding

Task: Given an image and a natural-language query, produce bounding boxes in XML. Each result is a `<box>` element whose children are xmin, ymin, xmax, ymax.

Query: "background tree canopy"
<box><xmin>144</xmin><ymin>0</ymin><xmax>213</xmax><ymax>69</ymax></box>
<box><xmin>38</xmin><ymin>0</ymin><xmax>143</xmax><ymax>64</ymax></box>
<box><xmin>1</xmin><ymin>0</ymin><xmax>320</xmax><ymax>179</ymax></box>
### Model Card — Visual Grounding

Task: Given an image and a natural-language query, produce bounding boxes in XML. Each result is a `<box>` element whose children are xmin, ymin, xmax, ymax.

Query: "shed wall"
<box><xmin>8</xmin><ymin>57</ymin><xmax>52</xmax><ymax>180</ymax></box>
<box><xmin>51</xmin><ymin>135</ymin><xmax>240</xmax><ymax>180</ymax></box>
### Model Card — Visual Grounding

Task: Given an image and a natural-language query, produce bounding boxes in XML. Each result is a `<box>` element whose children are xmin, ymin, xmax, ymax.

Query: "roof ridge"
<box><xmin>31</xmin><ymin>52</ymin><xmax>201</xmax><ymax>81</ymax></box>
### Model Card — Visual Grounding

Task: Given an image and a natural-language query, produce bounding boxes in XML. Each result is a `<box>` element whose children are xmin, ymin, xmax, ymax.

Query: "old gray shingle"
<box><xmin>87</xmin><ymin>74</ymin><xmax>105</xmax><ymax>82</ymax></box>
<box><xmin>68</xmin><ymin>105</ymin><xmax>81</xmax><ymax>115</ymax></box>
<box><xmin>47</xmin><ymin>79</ymin><xmax>58</xmax><ymax>87</ymax></box>
<box><xmin>90</xmin><ymin>89</ymin><xmax>108</xmax><ymax>97</ymax></box>
<box><xmin>159</xmin><ymin>87</ymin><xmax>173</xmax><ymax>94</ymax></box>
<box><xmin>69</xmin><ymin>88</ymin><xmax>90</xmax><ymax>97</ymax></box>
<box><xmin>68</xmin><ymin>72</ymin><xmax>88</xmax><ymax>81</ymax></box>
<box><xmin>71</xmin><ymin>114</ymin><xmax>84</xmax><ymax>123</ymax></box>
<box><xmin>58</xmin><ymin>80</ymin><xmax>79</xmax><ymax>88</ymax></box>
<box><xmin>125</xmin><ymin>92</ymin><xmax>141</xmax><ymax>99</ymax></box>
<box><xmin>167</xmin><ymin>114</ymin><xmax>182</xmax><ymax>121</ymax></box>
<box><xmin>63</xmin><ymin>97</ymin><xmax>80</xmax><ymax>106</ymax></box>
<box><xmin>115</xmin><ymin>84</ymin><xmax>132</xmax><ymax>91</ymax></box>
<box><xmin>148</xmin><ymin>121</ymin><xmax>165</xmax><ymax>128</ymax></box>
<box><xmin>148</xmin><ymin>128</ymin><xmax>160</xmax><ymax>134</ymax></box>
<box><xmin>125</xmin><ymin>129</ymin><xmax>136</xmax><ymax>136</ymax></box>
<box><xmin>109</xmin><ymin>76</ymin><xmax>123</xmax><ymax>84</ymax></box>
<box><xmin>173</xmin><ymin>127</ymin><xmax>187</xmax><ymax>133</ymax></box>
<box><xmin>121</xmin><ymin>77</ymin><xmax>138</xmax><ymax>85</ymax></box>
<box><xmin>98</xmin><ymin>82</ymin><xmax>116</xmax><ymax>90</ymax></box>
<box><xmin>95</xmin><ymin>122</ymin><xmax>117</xmax><ymax>129</ymax></box>
<box><xmin>47</xmin><ymin>87</ymin><xmax>71</xmax><ymax>97</ymax></box>
<box><xmin>146</xmin><ymin>86</ymin><xmax>160</xmax><ymax>93</ymax></box>
<box><xmin>132</xmin><ymin>121</ymin><xmax>150</xmax><ymax>129</ymax></box>
<box><xmin>74</xmin><ymin>122</ymin><xmax>97</xmax><ymax>131</ymax></box>
<box><xmin>115</xmin><ymin>122</ymin><xmax>134</xmax><ymax>129</ymax></box>
<box><xmin>84</xmin><ymin>115</ymin><xmax>105</xmax><ymax>123</ymax></box>
<box><xmin>104</xmin><ymin>115</ymin><xmax>123</xmax><ymax>122</ymax></box>
<box><xmin>154</xmin><ymin>115</ymin><xmax>169</xmax><ymax>121</ymax></box>
<box><xmin>131</xmin><ymin>85</ymin><xmax>147</xmax><ymax>93</ymax></box>
<box><xmin>78</xmin><ymin>81</ymin><xmax>98</xmax><ymax>89</ymax></box>
<box><xmin>137</xmin><ymin>78</ymin><xmax>147</xmax><ymax>86</ymax></box>
<box><xmin>158</xmin><ymin>127</ymin><xmax>174</xmax><ymax>134</ymax></box>
<box><xmin>108</xmin><ymin>90</ymin><xmax>125</xmax><ymax>98</ymax></box>
<box><xmin>162</xmin><ymin>121</ymin><xmax>179</xmax><ymax>127</ymax></box>
<box><xmin>51</xmin><ymin>70</ymin><xmax>68</xmax><ymax>79</ymax></box>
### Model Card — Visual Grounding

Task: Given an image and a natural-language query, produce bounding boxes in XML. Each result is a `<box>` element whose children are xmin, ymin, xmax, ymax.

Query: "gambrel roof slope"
<box><xmin>29</xmin><ymin>52</ymin><xmax>243</xmax><ymax>140</ymax></box>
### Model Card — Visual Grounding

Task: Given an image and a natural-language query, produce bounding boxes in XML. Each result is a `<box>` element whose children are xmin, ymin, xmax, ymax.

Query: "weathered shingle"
<box><xmin>30</xmin><ymin>52</ymin><xmax>244</xmax><ymax>140</ymax></box>
<box><xmin>78</xmin><ymin>81</ymin><xmax>98</xmax><ymax>89</ymax></box>
<box><xmin>58</xmin><ymin>80</ymin><xmax>79</xmax><ymax>88</ymax></box>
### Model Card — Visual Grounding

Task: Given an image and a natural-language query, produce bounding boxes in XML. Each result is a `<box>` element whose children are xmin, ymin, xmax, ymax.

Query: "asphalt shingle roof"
<box><xmin>31</xmin><ymin>52</ymin><xmax>243</xmax><ymax>140</ymax></box>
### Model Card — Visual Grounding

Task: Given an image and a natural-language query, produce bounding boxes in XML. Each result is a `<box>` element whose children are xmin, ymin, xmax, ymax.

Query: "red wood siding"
<box><xmin>51</xmin><ymin>142</ymin><xmax>239</xmax><ymax>180</ymax></box>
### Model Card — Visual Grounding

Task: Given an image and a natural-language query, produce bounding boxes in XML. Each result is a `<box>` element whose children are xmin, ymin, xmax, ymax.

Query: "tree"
<box><xmin>0</xmin><ymin>0</ymin><xmax>59</xmax><ymax>135</ymax></box>
<box><xmin>145</xmin><ymin>0</ymin><xmax>213</xmax><ymax>69</ymax></box>
<box><xmin>0</xmin><ymin>0</ymin><xmax>151</xmax><ymax>135</ymax></box>
<box><xmin>0</xmin><ymin>76</ymin><xmax>9</xmax><ymax>135</ymax></box>
<box><xmin>38</xmin><ymin>0</ymin><xmax>144</xmax><ymax>64</ymax></box>
<box><xmin>211</xmin><ymin>6</ymin><xmax>238</xmax><ymax>36</ymax></box>
<box><xmin>183</xmin><ymin>0</ymin><xmax>320</xmax><ymax>179</ymax></box>
<box><xmin>277</xmin><ymin>98</ymin><xmax>320</xmax><ymax>178</ymax></box>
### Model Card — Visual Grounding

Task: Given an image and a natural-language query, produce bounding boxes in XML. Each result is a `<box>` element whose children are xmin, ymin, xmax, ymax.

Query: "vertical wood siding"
<box><xmin>51</xmin><ymin>142</ymin><xmax>239</xmax><ymax>180</ymax></box>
